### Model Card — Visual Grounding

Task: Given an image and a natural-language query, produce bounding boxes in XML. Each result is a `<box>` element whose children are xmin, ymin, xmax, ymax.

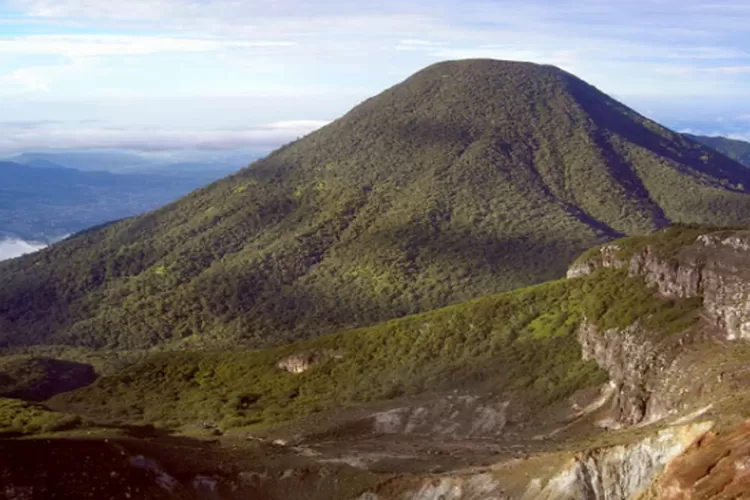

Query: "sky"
<box><xmin>2</xmin><ymin>0</ymin><xmax>750</xmax><ymax>154</ymax></box>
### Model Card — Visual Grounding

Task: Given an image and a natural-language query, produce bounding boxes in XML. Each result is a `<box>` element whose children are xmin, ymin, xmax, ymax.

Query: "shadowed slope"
<box><xmin>685</xmin><ymin>133</ymin><xmax>750</xmax><ymax>168</ymax></box>
<box><xmin>1</xmin><ymin>59</ymin><xmax>749</xmax><ymax>350</ymax></box>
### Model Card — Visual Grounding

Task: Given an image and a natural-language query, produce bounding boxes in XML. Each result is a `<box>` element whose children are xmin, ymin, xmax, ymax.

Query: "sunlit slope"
<box><xmin>1</xmin><ymin>59</ymin><xmax>749</xmax><ymax>350</ymax></box>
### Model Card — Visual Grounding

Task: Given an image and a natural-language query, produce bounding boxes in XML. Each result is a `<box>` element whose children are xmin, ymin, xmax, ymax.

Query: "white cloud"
<box><xmin>0</xmin><ymin>120</ymin><xmax>330</xmax><ymax>153</ymax></box>
<box><xmin>395</xmin><ymin>39</ymin><xmax>446</xmax><ymax>51</ymax></box>
<box><xmin>399</xmin><ymin>40</ymin><xmax>441</xmax><ymax>46</ymax></box>
<box><xmin>0</xmin><ymin>66</ymin><xmax>51</xmax><ymax>91</ymax></box>
<box><xmin>657</xmin><ymin>64</ymin><xmax>750</xmax><ymax>75</ymax></box>
<box><xmin>714</xmin><ymin>66</ymin><xmax>750</xmax><ymax>75</ymax></box>
<box><xmin>0</xmin><ymin>238</ymin><xmax>46</xmax><ymax>261</ymax></box>
<box><xmin>4</xmin><ymin>0</ymin><xmax>750</xmax><ymax>129</ymax></box>
<box><xmin>0</xmin><ymin>59</ymin><xmax>85</xmax><ymax>93</ymax></box>
<box><xmin>10</xmin><ymin>0</ymin><xmax>438</xmax><ymax>37</ymax></box>
<box><xmin>0</xmin><ymin>35</ymin><xmax>295</xmax><ymax>58</ymax></box>
<box><xmin>263</xmin><ymin>120</ymin><xmax>332</xmax><ymax>130</ymax></box>
<box><xmin>14</xmin><ymin>0</ymin><xmax>213</xmax><ymax>20</ymax></box>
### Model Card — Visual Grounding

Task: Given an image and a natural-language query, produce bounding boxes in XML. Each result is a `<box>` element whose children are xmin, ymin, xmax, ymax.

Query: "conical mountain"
<box><xmin>2</xmin><ymin>59</ymin><xmax>750</xmax><ymax>350</ymax></box>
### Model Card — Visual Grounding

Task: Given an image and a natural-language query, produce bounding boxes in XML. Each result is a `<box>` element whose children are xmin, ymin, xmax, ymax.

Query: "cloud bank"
<box><xmin>0</xmin><ymin>238</ymin><xmax>46</xmax><ymax>261</ymax></box>
<box><xmin>0</xmin><ymin>120</ymin><xmax>329</xmax><ymax>153</ymax></box>
<box><xmin>3</xmin><ymin>0</ymin><xmax>750</xmax><ymax>142</ymax></box>
<box><xmin>0</xmin><ymin>35</ymin><xmax>294</xmax><ymax>58</ymax></box>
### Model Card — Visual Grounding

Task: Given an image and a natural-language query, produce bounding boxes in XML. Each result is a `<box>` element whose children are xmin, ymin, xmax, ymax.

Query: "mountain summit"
<box><xmin>2</xmin><ymin>59</ymin><xmax>750</xmax><ymax>350</ymax></box>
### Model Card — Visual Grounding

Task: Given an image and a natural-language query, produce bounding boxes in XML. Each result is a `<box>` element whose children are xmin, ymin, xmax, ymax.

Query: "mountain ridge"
<box><xmin>0</xmin><ymin>159</ymin><xmax>238</xmax><ymax>242</ymax></box>
<box><xmin>1</xmin><ymin>59</ymin><xmax>750</xmax><ymax>350</ymax></box>
<box><xmin>684</xmin><ymin>133</ymin><xmax>750</xmax><ymax>168</ymax></box>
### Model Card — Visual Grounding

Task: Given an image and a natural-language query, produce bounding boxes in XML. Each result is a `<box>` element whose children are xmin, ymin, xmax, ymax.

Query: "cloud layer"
<box><xmin>0</xmin><ymin>120</ymin><xmax>328</xmax><ymax>153</ymax></box>
<box><xmin>2</xmin><ymin>0</ymin><xmax>750</xmax><ymax>144</ymax></box>
<box><xmin>0</xmin><ymin>35</ymin><xmax>295</xmax><ymax>58</ymax></box>
<box><xmin>0</xmin><ymin>238</ymin><xmax>45</xmax><ymax>261</ymax></box>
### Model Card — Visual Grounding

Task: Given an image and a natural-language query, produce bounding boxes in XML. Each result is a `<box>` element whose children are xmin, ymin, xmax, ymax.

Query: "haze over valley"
<box><xmin>0</xmin><ymin>149</ymin><xmax>259</xmax><ymax>260</ymax></box>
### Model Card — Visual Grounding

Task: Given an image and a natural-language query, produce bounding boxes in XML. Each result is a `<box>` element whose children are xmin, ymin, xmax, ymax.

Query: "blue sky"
<box><xmin>1</xmin><ymin>0</ymin><xmax>750</xmax><ymax>154</ymax></box>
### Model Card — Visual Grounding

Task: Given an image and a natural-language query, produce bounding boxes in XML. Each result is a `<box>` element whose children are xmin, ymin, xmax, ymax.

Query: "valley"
<box><xmin>4</xmin><ymin>227</ymin><xmax>750</xmax><ymax>498</ymax></box>
<box><xmin>0</xmin><ymin>154</ymin><xmax>243</xmax><ymax>247</ymax></box>
<box><xmin>4</xmin><ymin>60</ymin><xmax>750</xmax><ymax>499</ymax></box>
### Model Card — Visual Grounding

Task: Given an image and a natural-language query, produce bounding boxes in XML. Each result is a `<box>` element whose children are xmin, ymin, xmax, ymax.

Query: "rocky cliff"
<box><xmin>527</xmin><ymin>422</ymin><xmax>714</xmax><ymax>500</ymax></box>
<box><xmin>576</xmin><ymin>321</ymin><xmax>667</xmax><ymax>427</ymax></box>
<box><xmin>568</xmin><ymin>229</ymin><xmax>750</xmax><ymax>341</ymax></box>
<box><xmin>351</xmin><ymin>422</ymin><xmax>715</xmax><ymax>500</ymax></box>
<box><xmin>566</xmin><ymin>230</ymin><xmax>750</xmax><ymax>422</ymax></box>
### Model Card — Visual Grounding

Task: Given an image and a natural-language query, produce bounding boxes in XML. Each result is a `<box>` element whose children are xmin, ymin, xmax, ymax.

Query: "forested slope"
<box><xmin>1</xmin><ymin>59</ymin><xmax>749</xmax><ymax>350</ymax></box>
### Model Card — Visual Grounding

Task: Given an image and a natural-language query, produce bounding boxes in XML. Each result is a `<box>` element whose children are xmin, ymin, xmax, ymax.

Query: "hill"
<box><xmin>2</xmin><ymin>59</ymin><xmax>750</xmax><ymax>350</ymax></box>
<box><xmin>0</xmin><ymin>160</ymin><xmax>237</xmax><ymax>242</ymax></box>
<box><xmin>0</xmin><ymin>356</ymin><xmax>96</xmax><ymax>401</ymax></box>
<box><xmin>49</xmin><ymin>261</ymin><xmax>698</xmax><ymax>430</ymax></box>
<box><xmin>9</xmin><ymin>150</ymin><xmax>247</xmax><ymax>175</ymax></box>
<box><xmin>684</xmin><ymin>133</ymin><xmax>750</xmax><ymax>167</ymax></box>
<box><xmin>7</xmin><ymin>226</ymin><xmax>750</xmax><ymax>499</ymax></box>
<box><xmin>7</xmin><ymin>226</ymin><xmax>750</xmax><ymax>498</ymax></box>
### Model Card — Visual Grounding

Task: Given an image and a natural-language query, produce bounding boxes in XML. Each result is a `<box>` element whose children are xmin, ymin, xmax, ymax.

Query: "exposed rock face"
<box><xmin>628</xmin><ymin>249</ymin><xmax>702</xmax><ymax>299</ymax></box>
<box><xmin>646</xmin><ymin>420</ymin><xmax>750</xmax><ymax>499</ymax></box>
<box><xmin>577</xmin><ymin>321</ymin><xmax>666</xmax><ymax>426</ymax></box>
<box><xmin>567</xmin><ymin>245</ymin><xmax>627</xmax><ymax>279</ymax></box>
<box><xmin>379</xmin><ymin>474</ymin><xmax>504</xmax><ymax>500</ymax></box>
<box><xmin>276</xmin><ymin>349</ymin><xmax>342</xmax><ymax>374</ymax></box>
<box><xmin>370</xmin><ymin>395</ymin><xmax>510</xmax><ymax>437</ymax></box>
<box><xmin>355</xmin><ymin>422</ymin><xmax>713</xmax><ymax>500</ymax></box>
<box><xmin>527</xmin><ymin>422</ymin><xmax>713</xmax><ymax>500</ymax></box>
<box><xmin>570</xmin><ymin>231</ymin><xmax>750</xmax><ymax>341</ymax></box>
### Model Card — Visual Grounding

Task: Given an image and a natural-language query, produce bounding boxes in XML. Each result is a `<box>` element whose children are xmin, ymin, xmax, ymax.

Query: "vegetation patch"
<box><xmin>0</xmin><ymin>398</ymin><xmax>82</xmax><ymax>436</ymax></box>
<box><xmin>686</xmin><ymin>133</ymin><xmax>750</xmax><ymax>168</ymax></box>
<box><xmin>52</xmin><ymin>268</ymin><xmax>700</xmax><ymax>431</ymax></box>
<box><xmin>2</xmin><ymin>61</ymin><xmax>750</xmax><ymax>352</ymax></box>
<box><xmin>0</xmin><ymin>356</ymin><xmax>97</xmax><ymax>401</ymax></box>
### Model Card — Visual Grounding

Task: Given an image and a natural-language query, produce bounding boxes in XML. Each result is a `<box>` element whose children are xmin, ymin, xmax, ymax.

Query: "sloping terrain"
<box><xmin>5</xmin><ymin>227</ymin><xmax>750</xmax><ymax>498</ymax></box>
<box><xmin>0</xmin><ymin>356</ymin><xmax>96</xmax><ymax>401</ymax></box>
<box><xmin>686</xmin><ymin>133</ymin><xmax>750</xmax><ymax>168</ymax></box>
<box><xmin>46</xmin><ymin>263</ymin><xmax>696</xmax><ymax>431</ymax></box>
<box><xmin>2</xmin><ymin>60</ymin><xmax>750</xmax><ymax>351</ymax></box>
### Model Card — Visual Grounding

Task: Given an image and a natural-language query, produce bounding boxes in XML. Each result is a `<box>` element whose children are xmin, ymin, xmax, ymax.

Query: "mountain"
<box><xmin>11</xmin><ymin>150</ymin><xmax>159</xmax><ymax>172</ymax></box>
<box><xmin>684</xmin><ymin>133</ymin><xmax>750</xmax><ymax>167</ymax></box>
<box><xmin>6</xmin><ymin>226</ymin><xmax>750</xmax><ymax>498</ymax></box>
<box><xmin>0</xmin><ymin>160</ymin><xmax>241</xmax><ymax>242</ymax></box>
<box><xmin>2</xmin><ymin>59</ymin><xmax>750</xmax><ymax>351</ymax></box>
<box><xmin>9</xmin><ymin>150</ymin><xmax>252</xmax><ymax>175</ymax></box>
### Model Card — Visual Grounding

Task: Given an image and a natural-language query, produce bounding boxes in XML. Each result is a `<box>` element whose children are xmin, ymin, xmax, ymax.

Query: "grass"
<box><xmin>50</xmin><ymin>267</ymin><xmax>701</xmax><ymax>431</ymax></box>
<box><xmin>0</xmin><ymin>398</ymin><xmax>82</xmax><ymax>436</ymax></box>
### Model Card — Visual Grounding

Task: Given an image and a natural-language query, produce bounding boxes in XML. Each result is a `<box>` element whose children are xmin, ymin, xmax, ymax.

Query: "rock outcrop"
<box><xmin>645</xmin><ymin>420</ymin><xmax>750</xmax><ymax>499</ymax></box>
<box><xmin>360</xmin><ymin>474</ymin><xmax>504</xmax><ymax>500</ymax></box>
<box><xmin>570</xmin><ymin>231</ymin><xmax>750</xmax><ymax>341</ymax></box>
<box><xmin>577</xmin><ymin>321</ymin><xmax>667</xmax><ymax>427</ymax></box>
<box><xmin>355</xmin><ymin>422</ymin><xmax>714</xmax><ymax>500</ymax></box>
<box><xmin>527</xmin><ymin>422</ymin><xmax>713</xmax><ymax>500</ymax></box>
<box><xmin>567</xmin><ymin>244</ymin><xmax>627</xmax><ymax>279</ymax></box>
<box><xmin>370</xmin><ymin>394</ymin><xmax>510</xmax><ymax>438</ymax></box>
<box><xmin>276</xmin><ymin>349</ymin><xmax>343</xmax><ymax>374</ymax></box>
